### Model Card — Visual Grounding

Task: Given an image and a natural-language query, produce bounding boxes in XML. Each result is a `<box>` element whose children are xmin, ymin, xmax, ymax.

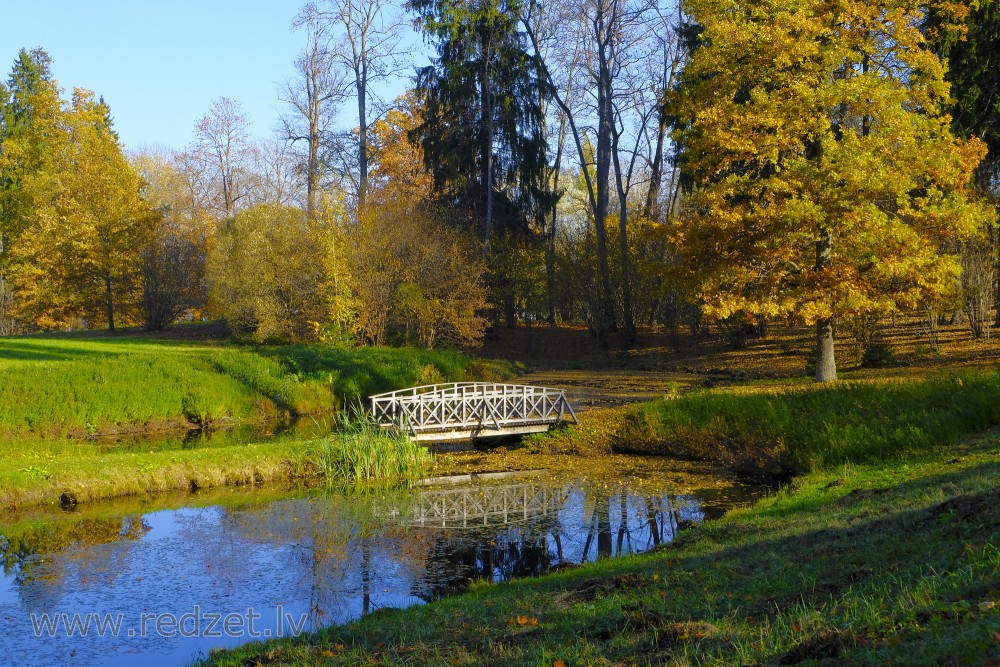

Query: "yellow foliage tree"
<box><xmin>11</xmin><ymin>88</ymin><xmax>156</xmax><ymax>331</ymax></box>
<box><xmin>352</xmin><ymin>92</ymin><xmax>488</xmax><ymax>348</ymax></box>
<box><xmin>207</xmin><ymin>203</ymin><xmax>329</xmax><ymax>343</ymax></box>
<box><xmin>673</xmin><ymin>0</ymin><xmax>994</xmax><ymax>380</ymax></box>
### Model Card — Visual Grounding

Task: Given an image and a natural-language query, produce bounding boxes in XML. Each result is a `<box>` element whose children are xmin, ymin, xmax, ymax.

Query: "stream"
<box><xmin>0</xmin><ymin>454</ymin><xmax>761</xmax><ymax>667</ymax></box>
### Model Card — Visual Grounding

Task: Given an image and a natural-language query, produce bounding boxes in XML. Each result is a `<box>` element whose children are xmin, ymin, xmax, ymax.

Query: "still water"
<box><xmin>0</xmin><ymin>470</ymin><xmax>756</xmax><ymax>667</ymax></box>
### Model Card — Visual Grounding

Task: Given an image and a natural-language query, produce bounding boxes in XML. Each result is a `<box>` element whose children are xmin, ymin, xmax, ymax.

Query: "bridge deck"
<box><xmin>369</xmin><ymin>382</ymin><xmax>578</xmax><ymax>442</ymax></box>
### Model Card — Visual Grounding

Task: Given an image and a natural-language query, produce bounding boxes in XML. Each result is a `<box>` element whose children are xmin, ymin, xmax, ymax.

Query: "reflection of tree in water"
<box><xmin>405</xmin><ymin>482</ymin><xmax>706</xmax><ymax>602</ymax></box>
<box><xmin>0</xmin><ymin>473</ymin><xmax>741</xmax><ymax>639</ymax></box>
<box><xmin>1</xmin><ymin>515</ymin><xmax>148</xmax><ymax>583</ymax></box>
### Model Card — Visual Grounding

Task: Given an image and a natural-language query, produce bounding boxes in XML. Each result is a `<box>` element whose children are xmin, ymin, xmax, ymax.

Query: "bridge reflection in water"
<box><xmin>0</xmin><ymin>473</ymin><xmax>751</xmax><ymax>667</ymax></box>
<box><xmin>368</xmin><ymin>475</ymin><xmax>706</xmax><ymax>600</ymax></box>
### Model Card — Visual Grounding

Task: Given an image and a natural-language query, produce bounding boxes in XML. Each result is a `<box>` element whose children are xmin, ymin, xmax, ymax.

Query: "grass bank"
<box><xmin>0</xmin><ymin>336</ymin><xmax>513</xmax><ymax>509</ymax></box>
<box><xmin>0</xmin><ymin>337</ymin><xmax>514</xmax><ymax>438</ymax></box>
<box><xmin>608</xmin><ymin>370</ymin><xmax>1000</xmax><ymax>479</ymax></box>
<box><xmin>199</xmin><ymin>427</ymin><xmax>1000</xmax><ymax>667</ymax></box>
<box><xmin>3</xmin><ymin>422</ymin><xmax>430</xmax><ymax>510</ymax></box>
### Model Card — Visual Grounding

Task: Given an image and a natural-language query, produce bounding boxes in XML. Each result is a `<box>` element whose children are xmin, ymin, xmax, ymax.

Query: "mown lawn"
<box><xmin>0</xmin><ymin>336</ymin><xmax>513</xmax><ymax>438</ymax></box>
<box><xmin>199</xmin><ymin>428</ymin><xmax>1000</xmax><ymax>666</ymax></box>
<box><xmin>0</xmin><ymin>336</ymin><xmax>514</xmax><ymax>509</ymax></box>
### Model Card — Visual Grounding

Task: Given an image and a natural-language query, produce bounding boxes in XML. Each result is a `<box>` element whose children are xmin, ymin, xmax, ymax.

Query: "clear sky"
<box><xmin>2</xmin><ymin>0</ymin><xmax>418</xmax><ymax>151</ymax></box>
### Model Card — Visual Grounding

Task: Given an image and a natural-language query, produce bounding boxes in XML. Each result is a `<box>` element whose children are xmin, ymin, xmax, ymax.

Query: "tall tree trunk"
<box><xmin>814</xmin><ymin>227</ymin><xmax>836</xmax><ymax>381</ymax></box>
<box><xmin>104</xmin><ymin>273</ymin><xmax>115</xmax><ymax>333</ymax></box>
<box><xmin>594</xmin><ymin>4</ymin><xmax>616</xmax><ymax>340</ymax></box>
<box><xmin>612</xmin><ymin>126</ymin><xmax>636</xmax><ymax>343</ymax></box>
<box><xmin>356</xmin><ymin>56</ymin><xmax>369</xmax><ymax>214</ymax></box>
<box><xmin>643</xmin><ymin>105</ymin><xmax>668</xmax><ymax>220</ymax></box>
<box><xmin>481</xmin><ymin>51</ymin><xmax>494</xmax><ymax>247</ymax></box>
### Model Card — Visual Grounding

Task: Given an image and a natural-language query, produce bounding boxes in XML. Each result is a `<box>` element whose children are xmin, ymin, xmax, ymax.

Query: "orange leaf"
<box><xmin>791</xmin><ymin>624</ymin><xmax>802</xmax><ymax>632</ymax></box>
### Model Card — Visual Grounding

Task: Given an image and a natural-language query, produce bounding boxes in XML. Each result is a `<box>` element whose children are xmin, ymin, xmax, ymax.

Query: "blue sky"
<box><xmin>3</xmin><ymin>1</ymin><xmax>421</xmax><ymax>151</ymax></box>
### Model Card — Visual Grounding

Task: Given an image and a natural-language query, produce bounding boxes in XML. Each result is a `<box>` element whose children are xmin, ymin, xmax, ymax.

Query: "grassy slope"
<box><xmin>0</xmin><ymin>336</ymin><xmax>513</xmax><ymax>509</ymax></box>
<box><xmin>0</xmin><ymin>337</ymin><xmax>510</xmax><ymax>438</ymax></box>
<box><xmin>610</xmin><ymin>371</ymin><xmax>1000</xmax><ymax>478</ymax></box>
<box><xmin>201</xmin><ymin>430</ymin><xmax>1000</xmax><ymax>667</ymax></box>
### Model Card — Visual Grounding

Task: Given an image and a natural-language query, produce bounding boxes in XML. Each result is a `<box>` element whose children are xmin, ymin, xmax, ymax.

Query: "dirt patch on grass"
<box><xmin>930</xmin><ymin>492</ymin><xmax>996</xmax><ymax>523</ymax></box>
<box><xmin>778</xmin><ymin>630</ymin><xmax>851</xmax><ymax>664</ymax></box>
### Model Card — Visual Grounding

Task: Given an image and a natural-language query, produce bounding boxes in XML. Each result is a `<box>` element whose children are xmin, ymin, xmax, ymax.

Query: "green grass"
<box><xmin>197</xmin><ymin>428</ymin><xmax>1000</xmax><ymax>667</ymax></box>
<box><xmin>611</xmin><ymin>371</ymin><xmax>1000</xmax><ymax>478</ymax></box>
<box><xmin>0</xmin><ymin>336</ymin><xmax>514</xmax><ymax>509</ymax></box>
<box><xmin>0</xmin><ymin>337</ymin><xmax>515</xmax><ymax>438</ymax></box>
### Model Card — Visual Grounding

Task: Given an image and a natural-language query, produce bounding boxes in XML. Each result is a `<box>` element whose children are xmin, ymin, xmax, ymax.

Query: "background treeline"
<box><xmin>1</xmin><ymin>0</ymin><xmax>998</xmax><ymax>378</ymax></box>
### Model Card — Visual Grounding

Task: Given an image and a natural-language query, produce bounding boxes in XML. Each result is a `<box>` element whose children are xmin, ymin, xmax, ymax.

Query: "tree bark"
<box><xmin>481</xmin><ymin>48</ymin><xmax>494</xmax><ymax>247</ymax></box>
<box><xmin>593</xmin><ymin>0</ymin><xmax>617</xmax><ymax>340</ymax></box>
<box><xmin>814</xmin><ymin>228</ymin><xmax>836</xmax><ymax>381</ymax></box>
<box><xmin>356</xmin><ymin>54</ymin><xmax>369</xmax><ymax>214</ymax></box>
<box><xmin>104</xmin><ymin>273</ymin><xmax>115</xmax><ymax>333</ymax></box>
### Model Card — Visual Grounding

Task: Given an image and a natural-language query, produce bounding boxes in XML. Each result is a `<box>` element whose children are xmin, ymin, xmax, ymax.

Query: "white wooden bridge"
<box><xmin>369</xmin><ymin>382</ymin><xmax>578</xmax><ymax>442</ymax></box>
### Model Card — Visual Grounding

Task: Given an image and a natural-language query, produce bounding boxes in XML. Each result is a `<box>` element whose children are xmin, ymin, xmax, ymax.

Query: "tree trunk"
<box><xmin>481</xmin><ymin>51</ymin><xmax>494</xmax><ymax>247</ymax></box>
<box><xmin>643</xmin><ymin>104</ymin><xmax>668</xmax><ymax>220</ymax></box>
<box><xmin>593</xmin><ymin>3</ymin><xmax>616</xmax><ymax>340</ymax></box>
<box><xmin>612</xmin><ymin>125</ymin><xmax>636</xmax><ymax>343</ymax></box>
<box><xmin>356</xmin><ymin>58</ymin><xmax>369</xmax><ymax>214</ymax></box>
<box><xmin>814</xmin><ymin>228</ymin><xmax>836</xmax><ymax>381</ymax></box>
<box><xmin>105</xmin><ymin>273</ymin><xmax>115</xmax><ymax>333</ymax></box>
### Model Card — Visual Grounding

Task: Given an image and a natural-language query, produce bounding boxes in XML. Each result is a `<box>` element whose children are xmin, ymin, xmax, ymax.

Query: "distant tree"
<box><xmin>355</xmin><ymin>103</ymin><xmax>488</xmax><ymax>347</ymax></box>
<box><xmin>674</xmin><ymin>0</ymin><xmax>992</xmax><ymax>381</ymax></box>
<box><xmin>131</xmin><ymin>149</ymin><xmax>212</xmax><ymax>330</ymax></box>
<box><xmin>0</xmin><ymin>47</ymin><xmax>55</xmax><ymax>334</ymax></box>
<box><xmin>193</xmin><ymin>97</ymin><xmax>254</xmax><ymax>218</ymax></box>
<box><xmin>407</xmin><ymin>0</ymin><xmax>552</xmax><ymax>245</ymax></box>
<box><xmin>925</xmin><ymin>0</ymin><xmax>1000</xmax><ymax>324</ymax></box>
<box><xmin>283</xmin><ymin>4</ymin><xmax>346</xmax><ymax>220</ymax></box>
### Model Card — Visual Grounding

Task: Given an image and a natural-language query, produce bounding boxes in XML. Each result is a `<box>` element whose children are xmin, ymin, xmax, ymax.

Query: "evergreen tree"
<box><xmin>407</xmin><ymin>0</ymin><xmax>554</xmax><ymax>244</ymax></box>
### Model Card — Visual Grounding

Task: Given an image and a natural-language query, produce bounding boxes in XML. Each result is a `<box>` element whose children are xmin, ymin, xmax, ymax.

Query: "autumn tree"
<box><xmin>10</xmin><ymin>89</ymin><xmax>156</xmax><ymax>331</ymax></box>
<box><xmin>673</xmin><ymin>0</ymin><xmax>992</xmax><ymax>381</ymax></box>
<box><xmin>283</xmin><ymin>4</ymin><xmax>346</xmax><ymax>220</ymax></box>
<box><xmin>207</xmin><ymin>203</ymin><xmax>329</xmax><ymax>342</ymax></box>
<box><xmin>0</xmin><ymin>48</ymin><xmax>54</xmax><ymax>334</ymax></box>
<box><xmin>193</xmin><ymin>97</ymin><xmax>254</xmax><ymax>218</ymax></box>
<box><xmin>350</xmin><ymin>94</ymin><xmax>488</xmax><ymax>348</ymax></box>
<box><xmin>925</xmin><ymin>0</ymin><xmax>1000</xmax><ymax>325</ymax></box>
<box><xmin>131</xmin><ymin>149</ymin><xmax>212</xmax><ymax>330</ymax></box>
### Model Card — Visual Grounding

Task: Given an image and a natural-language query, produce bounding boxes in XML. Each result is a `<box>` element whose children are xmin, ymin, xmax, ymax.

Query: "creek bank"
<box><xmin>196</xmin><ymin>427</ymin><xmax>1000</xmax><ymax>667</ymax></box>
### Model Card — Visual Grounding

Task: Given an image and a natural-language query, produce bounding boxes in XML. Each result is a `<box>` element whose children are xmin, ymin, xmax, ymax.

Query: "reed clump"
<box><xmin>313</xmin><ymin>411</ymin><xmax>429</xmax><ymax>485</ymax></box>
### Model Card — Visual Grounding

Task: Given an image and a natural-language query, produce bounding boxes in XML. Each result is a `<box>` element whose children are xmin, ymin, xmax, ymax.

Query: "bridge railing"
<box><xmin>369</xmin><ymin>382</ymin><xmax>577</xmax><ymax>438</ymax></box>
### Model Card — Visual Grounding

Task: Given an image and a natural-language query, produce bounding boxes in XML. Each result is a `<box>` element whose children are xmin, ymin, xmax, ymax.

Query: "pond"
<box><xmin>0</xmin><ymin>465</ymin><xmax>760</xmax><ymax>667</ymax></box>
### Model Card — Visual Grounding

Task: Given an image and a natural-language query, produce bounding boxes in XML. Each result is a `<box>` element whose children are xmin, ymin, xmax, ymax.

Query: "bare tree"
<box><xmin>319</xmin><ymin>0</ymin><xmax>408</xmax><ymax>213</ymax></box>
<box><xmin>283</xmin><ymin>3</ymin><xmax>347</xmax><ymax>220</ymax></box>
<box><xmin>193</xmin><ymin>97</ymin><xmax>253</xmax><ymax>218</ymax></box>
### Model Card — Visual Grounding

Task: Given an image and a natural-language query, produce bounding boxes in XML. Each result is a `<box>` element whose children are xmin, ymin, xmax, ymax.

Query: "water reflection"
<box><xmin>0</xmin><ymin>474</ymin><xmax>754</xmax><ymax>667</ymax></box>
